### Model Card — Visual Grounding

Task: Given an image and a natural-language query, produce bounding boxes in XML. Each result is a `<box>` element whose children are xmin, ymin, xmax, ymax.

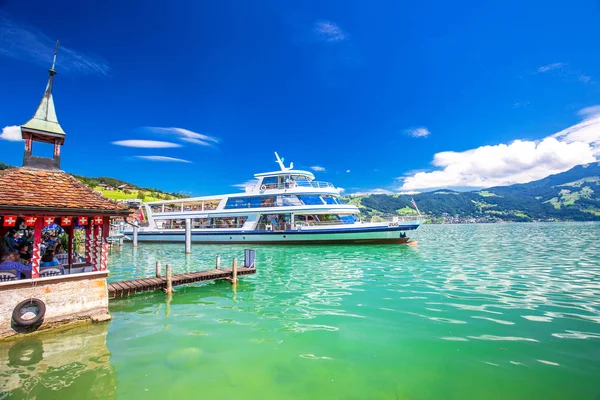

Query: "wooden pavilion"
<box><xmin>0</xmin><ymin>44</ymin><xmax>130</xmax><ymax>338</ymax></box>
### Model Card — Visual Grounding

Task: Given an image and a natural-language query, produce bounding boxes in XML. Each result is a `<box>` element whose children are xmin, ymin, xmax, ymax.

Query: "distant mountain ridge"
<box><xmin>345</xmin><ymin>162</ymin><xmax>600</xmax><ymax>222</ymax></box>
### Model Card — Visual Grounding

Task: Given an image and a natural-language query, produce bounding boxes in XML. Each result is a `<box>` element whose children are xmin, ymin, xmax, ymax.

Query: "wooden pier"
<box><xmin>108</xmin><ymin>266</ymin><xmax>256</xmax><ymax>299</ymax></box>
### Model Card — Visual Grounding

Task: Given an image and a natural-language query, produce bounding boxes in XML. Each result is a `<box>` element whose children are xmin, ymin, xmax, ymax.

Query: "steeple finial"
<box><xmin>50</xmin><ymin>40</ymin><xmax>59</xmax><ymax>74</ymax></box>
<box><xmin>20</xmin><ymin>40</ymin><xmax>66</xmax><ymax>170</ymax></box>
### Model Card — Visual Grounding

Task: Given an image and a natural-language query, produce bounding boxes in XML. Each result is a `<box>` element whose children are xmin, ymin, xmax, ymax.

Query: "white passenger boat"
<box><xmin>124</xmin><ymin>153</ymin><xmax>421</xmax><ymax>244</ymax></box>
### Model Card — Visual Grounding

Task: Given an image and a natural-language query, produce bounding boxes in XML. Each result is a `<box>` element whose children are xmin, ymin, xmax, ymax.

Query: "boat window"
<box><xmin>155</xmin><ymin>219</ymin><xmax>171</xmax><ymax>229</ymax></box>
<box><xmin>225</xmin><ymin>197</ymin><xmax>249</xmax><ymax>209</ymax></box>
<box><xmin>321</xmin><ymin>195</ymin><xmax>340</xmax><ymax>205</ymax></box>
<box><xmin>339</xmin><ymin>215</ymin><xmax>356</xmax><ymax>224</ymax></box>
<box><xmin>298</xmin><ymin>195</ymin><xmax>324</xmax><ymax>205</ymax></box>
<box><xmin>277</xmin><ymin>195</ymin><xmax>302</xmax><ymax>206</ymax></box>
<box><xmin>261</xmin><ymin>196</ymin><xmax>275</xmax><ymax>207</ymax></box>
<box><xmin>262</xmin><ymin>176</ymin><xmax>278</xmax><ymax>189</ymax></box>
<box><xmin>291</xmin><ymin>175</ymin><xmax>310</xmax><ymax>181</ymax></box>
<box><xmin>213</xmin><ymin>217</ymin><xmax>235</xmax><ymax>228</ymax></box>
<box><xmin>192</xmin><ymin>218</ymin><xmax>210</xmax><ymax>228</ymax></box>
<box><xmin>249</xmin><ymin>197</ymin><xmax>263</xmax><ymax>208</ymax></box>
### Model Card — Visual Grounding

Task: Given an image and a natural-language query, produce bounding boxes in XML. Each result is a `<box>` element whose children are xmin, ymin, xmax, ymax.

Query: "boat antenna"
<box><xmin>274</xmin><ymin>151</ymin><xmax>293</xmax><ymax>171</ymax></box>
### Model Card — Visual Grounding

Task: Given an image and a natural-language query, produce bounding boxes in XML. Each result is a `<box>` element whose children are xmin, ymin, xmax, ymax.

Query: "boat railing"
<box><xmin>364</xmin><ymin>215</ymin><xmax>421</xmax><ymax>223</ymax></box>
<box><xmin>260</xmin><ymin>180</ymin><xmax>336</xmax><ymax>190</ymax></box>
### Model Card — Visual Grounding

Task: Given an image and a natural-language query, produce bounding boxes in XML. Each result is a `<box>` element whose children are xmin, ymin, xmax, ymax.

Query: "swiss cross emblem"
<box><xmin>44</xmin><ymin>217</ymin><xmax>56</xmax><ymax>226</ymax></box>
<box><xmin>94</xmin><ymin>216</ymin><xmax>104</xmax><ymax>225</ymax></box>
<box><xmin>78</xmin><ymin>216</ymin><xmax>88</xmax><ymax>226</ymax></box>
<box><xmin>3</xmin><ymin>216</ymin><xmax>17</xmax><ymax>227</ymax></box>
<box><xmin>25</xmin><ymin>216</ymin><xmax>36</xmax><ymax>226</ymax></box>
<box><xmin>61</xmin><ymin>217</ymin><xmax>72</xmax><ymax>226</ymax></box>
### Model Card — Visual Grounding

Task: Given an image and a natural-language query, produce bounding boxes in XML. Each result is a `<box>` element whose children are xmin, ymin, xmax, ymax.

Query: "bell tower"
<box><xmin>21</xmin><ymin>41</ymin><xmax>66</xmax><ymax>170</ymax></box>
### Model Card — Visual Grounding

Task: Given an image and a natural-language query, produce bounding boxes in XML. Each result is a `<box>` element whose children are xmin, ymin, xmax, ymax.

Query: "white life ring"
<box><xmin>260</xmin><ymin>185</ymin><xmax>267</xmax><ymax>191</ymax></box>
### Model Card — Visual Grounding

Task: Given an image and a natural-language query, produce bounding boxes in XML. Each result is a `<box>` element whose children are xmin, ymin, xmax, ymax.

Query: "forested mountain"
<box><xmin>345</xmin><ymin>162</ymin><xmax>600</xmax><ymax>222</ymax></box>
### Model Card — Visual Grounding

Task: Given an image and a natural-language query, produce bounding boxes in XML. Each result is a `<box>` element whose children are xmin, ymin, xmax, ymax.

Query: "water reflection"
<box><xmin>0</xmin><ymin>323</ymin><xmax>116</xmax><ymax>399</ymax></box>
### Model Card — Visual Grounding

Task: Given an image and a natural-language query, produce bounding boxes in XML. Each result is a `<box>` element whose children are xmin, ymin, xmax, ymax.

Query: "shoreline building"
<box><xmin>0</xmin><ymin>45</ymin><xmax>130</xmax><ymax>339</ymax></box>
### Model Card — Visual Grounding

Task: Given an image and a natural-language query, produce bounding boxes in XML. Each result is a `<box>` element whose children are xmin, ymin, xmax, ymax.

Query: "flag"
<box><xmin>25</xmin><ymin>216</ymin><xmax>36</xmax><ymax>227</ymax></box>
<box><xmin>94</xmin><ymin>216</ymin><xmax>104</xmax><ymax>225</ymax></box>
<box><xmin>138</xmin><ymin>209</ymin><xmax>145</xmax><ymax>222</ymax></box>
<box><xmin>43</xmin><ymin>216</ymin><xmax>55</xmax><ymax>226</ymax></box>
<box><xmin>61</xmin><ymin>217</ymin><xmax>72</xmax><ymax>226</ymax></box>
<box><xmin>3</xmin><ymin>216</ymin><xmax>17</xmax><ymax>227</ymax></box>
<box><xmin>78</xmin><ymin>216</ymin><xmax>88</xmax><ymax>226</ymax></box>
<box><xmin>410</xmin><ymin>197</ymin><xmax>421</xmax><ymax>215</ymax></box>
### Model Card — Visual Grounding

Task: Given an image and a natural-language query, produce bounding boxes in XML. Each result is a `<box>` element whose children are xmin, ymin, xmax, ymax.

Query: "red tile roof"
<box><xmin>0</xmin><ymin>167</ymin><xmax>129</xmax><ymax>214</ymax></box>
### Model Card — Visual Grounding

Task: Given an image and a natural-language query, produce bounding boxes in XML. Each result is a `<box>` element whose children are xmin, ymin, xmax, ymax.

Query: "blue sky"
<box><xmin>1</xmin><ymin>0</ymin><xmax>599</xmax><ymax>196</ymax></box>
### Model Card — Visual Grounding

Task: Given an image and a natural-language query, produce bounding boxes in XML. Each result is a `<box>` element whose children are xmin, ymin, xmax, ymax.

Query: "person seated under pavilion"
<box><xmin>0</xmin><ymin>252</ymin><xmax>32</xmax><ymax>280</ymax></box>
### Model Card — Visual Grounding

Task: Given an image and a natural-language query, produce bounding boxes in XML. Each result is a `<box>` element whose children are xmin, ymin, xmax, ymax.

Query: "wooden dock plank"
<box><xmin>108</xmin><ymin>267</ymin><xmax>256</xmax><ymax>299</ymax></box>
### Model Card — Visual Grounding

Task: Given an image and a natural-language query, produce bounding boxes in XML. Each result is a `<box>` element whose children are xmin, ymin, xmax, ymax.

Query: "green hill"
<box><xmin>345</xmin><ymin>162</ymin><xmax>600</xmax><ymax>223</ymax></box>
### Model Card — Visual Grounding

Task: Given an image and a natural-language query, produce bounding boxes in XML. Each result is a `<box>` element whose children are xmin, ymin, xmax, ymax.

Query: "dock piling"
<box><xmin>216</xmin><ymin>255</ymin><xmax>220</xmax><ymax>270</ymax></box>
<box><xmin>244</xmin><ymin>249</ymin><xmax>256</xmax><ymax>268</ymax></box>
<box><xmin>231</xmin><ymin>257</ymin><xmax>238</xmax><ymax>284</ymax></box>
<box><xmin>156</xmin><ymin>261</ymin><xmax>161</xmax><ymax>278</ymax></box>
<box><xmin>185</xmin><ymin>218</ymin><xmax>191</xmax><ymax>254</ymax></box>
<box><xmin>165</xmin><ymin>263</ymin><xmax>173</xmax><ymax>294</ymax></box>
<box><xmin>133</xmin><ymin>225</ymin><xmax>138</xmax><ymax>247</ymax></box>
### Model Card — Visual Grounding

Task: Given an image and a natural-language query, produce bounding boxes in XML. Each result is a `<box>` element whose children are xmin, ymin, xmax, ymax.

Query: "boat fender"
<box><xmin>12</xmin><ymin>298</ymin><xmax>46</xmax><ymax>327</ymax></box>
<box><xmin>260</xmin><ymin>185</ymin><xmax>266</xmax><ymax>191</ymax></box>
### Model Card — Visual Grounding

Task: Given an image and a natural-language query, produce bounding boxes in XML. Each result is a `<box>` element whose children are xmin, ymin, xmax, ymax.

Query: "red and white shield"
<box><xmin>94</xmin><ymin>216</ymin><xmax>104</xmax><ymax>225</ymax></box>
<box><xmin>61</xmin><ymin>217</ymin><xmax>72</xmax><ymax>226</ymax></box>
<box><xmin>44</xmin><ymin>217</ymin><xmax>55</xmax><ymax>226</ymax></box>
<box><xmin>78</xmin><ymin>216</ymin><xmax>88</xmax><ymax>226</ymax></box>
<box><xmin>25</xmin><ymin>216</ymin><xmax>36</xmax><ymax>226</ymax></box>
<box><xmin>3</xmin><ymin>216</ymin><xmax>17</xmax><ymax>227</ymax></box>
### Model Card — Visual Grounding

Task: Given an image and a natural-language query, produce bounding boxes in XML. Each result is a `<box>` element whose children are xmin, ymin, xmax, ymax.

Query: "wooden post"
<box><xmin>95</xmin><ymin>220</ymin><xmax>102</xmax><ymax>271</ymax></box>
<box><xmin>119</xmin><ymin>236</ymin><xmax>124</xmax><ymax>246</ymax></box>
<box><xmin>86</xmin><ymin>219</ymin><xmax>94</xmax><ymax>265</ymax></box>
<box><xmin>215</xmin><ymin>255</ymin><xmax>220</xmax><ymax>270</ymax></box>
<box><xmin>30</xmin><ymin>217</ymin><xmax>43</xmax><ymax>279</ymax></box>
<box><xmin>165</xmin><ymin>263</ymin><xmax>173</xmax><ymax>294</ymax></box>
<box><xmin>156</xmin><ymin>261</ymin><xmax>161</xmax><ymax>278</ymax></box>
<box><xmin>67</xmin><ymin>223</ymin><xmax>74</xmax><ymax>272</ymax></box>
<box><xmin>231</xmin><ymin>257</ymin><xmax>238</xmax><ymax>284</ymax></box>
<box><xmin>185</xmin><ymin>218</ymin><xmax>191</xmax><ymax>254</ymax></box>
<box><xmin>133</xmin><ymin>225</ymin><xmax>138</xmax><ymax>247</ymax></box>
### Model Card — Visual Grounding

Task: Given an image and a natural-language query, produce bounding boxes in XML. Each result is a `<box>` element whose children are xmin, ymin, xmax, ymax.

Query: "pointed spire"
<box><xmin>21</xmin><ymin>40</ymin><xmax>66</xmax><ymax>138</ymax></box>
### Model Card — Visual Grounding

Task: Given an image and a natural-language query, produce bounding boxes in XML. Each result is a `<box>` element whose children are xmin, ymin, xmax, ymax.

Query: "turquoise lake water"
<box><xmin>1</xmin><ymin>223</ymin><xmax>599</xmax><ymax>399</ymax></box>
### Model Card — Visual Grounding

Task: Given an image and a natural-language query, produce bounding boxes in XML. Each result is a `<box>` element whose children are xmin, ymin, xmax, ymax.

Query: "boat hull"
<box><xmin>126</xmin><ymin>225</ymin><xmax>418</xmax><ymax>245</ymax></box>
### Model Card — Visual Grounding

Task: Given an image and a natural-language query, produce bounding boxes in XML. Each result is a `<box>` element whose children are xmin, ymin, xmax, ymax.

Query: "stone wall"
<box><xmin>0</xmin><ymin>271</ymin><xmax>109</xmax><ymax>339</ymax></box>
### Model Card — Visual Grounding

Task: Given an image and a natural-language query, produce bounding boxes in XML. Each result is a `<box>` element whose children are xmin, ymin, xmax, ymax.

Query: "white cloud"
<box><xmin>136</xmin><ymin>156</ymin><xmax>190</xmax><ymax>163</ymax></box>
<box><xmin>405</xmin><ymin>127</ymin><xmax>431</xmax><ymax>138</ymax></box>
<box><xmin>537</xmin><ymin>62</ymin><xmax>565</xmax><ymax>73</ymax></box>
<box><xmin>400</xmin><ymin>106</ymin><xmax>600</xmax><ymax>191</ymax></box>
<box><xmin>311</xmin><ymin>165</ymin><xmax>326</xmax><ymax>172</ymax></box>
<box><xmin>0</xmin><ymin>125</ymin><xmax>23</xmax><ymax>141</ymax></box>
<box><xmin>314</xmin><ymin>20</ymin><xmax>346</xmax><ymax>42</ymax></box>
<box><xmin>553</xmin><ymin>106</ymin><xmax>600</xmax><ymax>156</ymax></box>
<box><xmin>0</xmin><ymin>16</ymin><xmax>109</xmax><ymax>75</ymax></box>
<box><xmin>232</xmin><ymin>180</ymin><xmax>259</xmax><ymax>191</ymax></box>
<box><xmin>351</xmin><ymin>188</ymin><xmax>394</xmax><ymax>196</ymax></box>
<box><xmin>145</xmin><ymin>127</ymin><xmax>219</xmax><ymax>147</ymax></box>
<box><xmin>537</xmin><ymin>62</ymin><xmax>593</xmax><ymax>84</ymax></box>
<box><xmin>346</xmin><ymin>169</ymin><xmax>351</xmax><ymax>173</ymax></box>
<box><xmin>578</xmin><ymin>106</ymin><xmax>600</xmax><ymax>118</ymax></box>
<box><xmin>112</xmin><ymin>140</ymin><xmax>181</xmax><ymax>148</ymax></box>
